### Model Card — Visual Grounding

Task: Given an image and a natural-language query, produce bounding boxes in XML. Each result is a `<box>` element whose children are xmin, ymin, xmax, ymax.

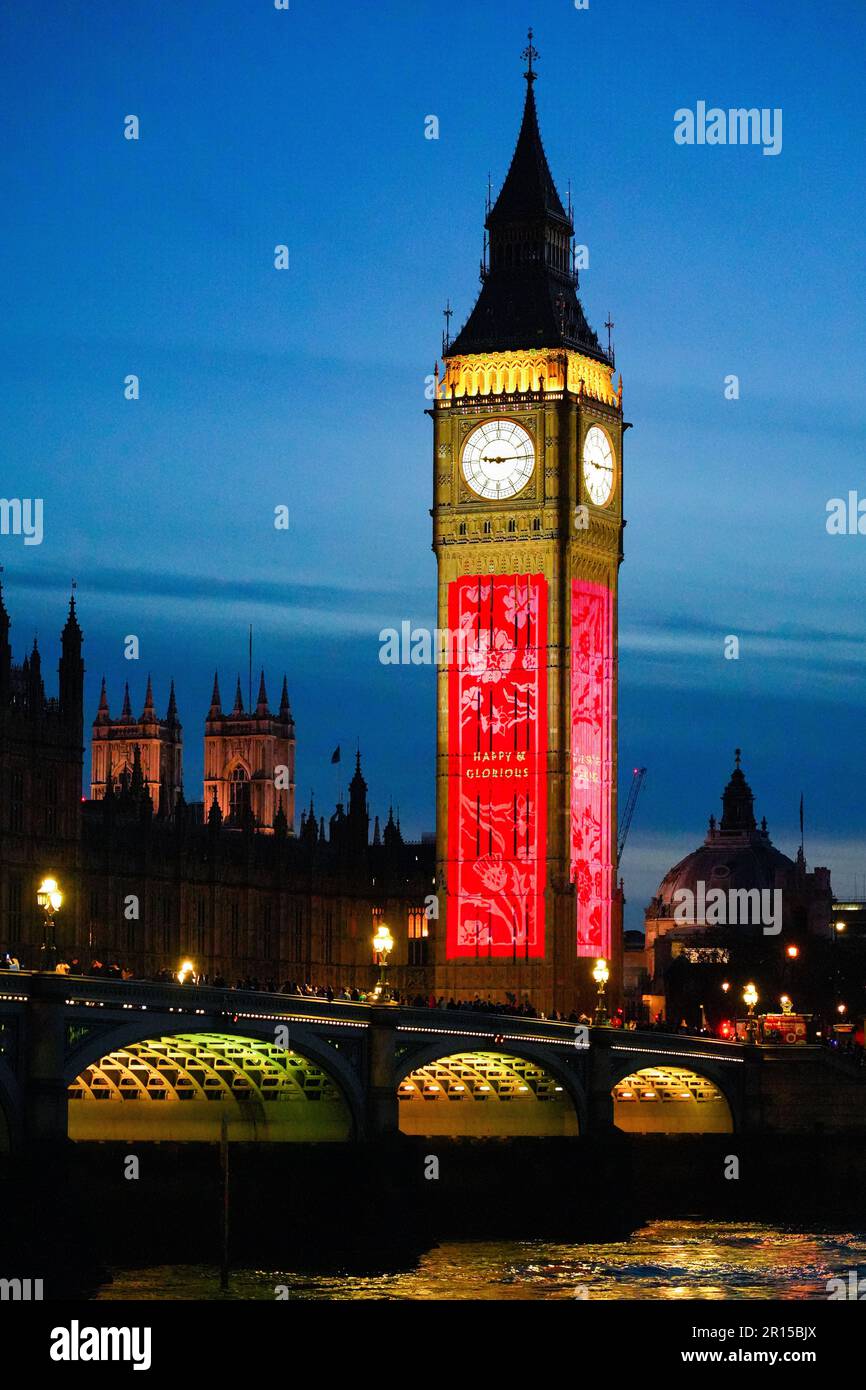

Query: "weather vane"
<box><xmin>522</xmin><ymin>27</ymin><xmax>539</xmax><ymax>83</ymax></box>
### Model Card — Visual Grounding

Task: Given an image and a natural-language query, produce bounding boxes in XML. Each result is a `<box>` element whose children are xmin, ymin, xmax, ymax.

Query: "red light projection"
<box><xmin>446</xmin><ymin>575</ymin><xmax>547</xmax><ymax>959</ymax></box>
<box><xmin>570</xmin><ymin>579</ymin><xmax>614</xmax><ymax>957</ymax></box>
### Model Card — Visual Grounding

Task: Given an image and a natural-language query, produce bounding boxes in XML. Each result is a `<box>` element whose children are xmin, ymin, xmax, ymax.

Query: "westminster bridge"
<box><xmin>0</xmin><ymin>972</ymin><xmax>864</xmax><ymax>1151</ymax></box>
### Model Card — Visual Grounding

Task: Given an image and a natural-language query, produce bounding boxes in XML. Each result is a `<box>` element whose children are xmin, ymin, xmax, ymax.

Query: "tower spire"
<box><xmin>278</xmin><ymin>674</ymin><xmax>292</xmax><ymax>721</ymax></box>
<box><xmin>208</xmin><ymin>671</ymin><xmax>222</xmax><ymax>718</ymax></box>
<box><xmin>256</xmin><ymin>668</ymin><xmax>269</xmax><ymax>716</ymax></box>
<box><xmin>166</xmin><ymin>678</ymin><xmax>179</xmax><ymax>725</ymax></box>
<box><xmin>445</xmin><ymin>42</ymin><xmax>605</xmax><ymax>361</ymax></box>
<box><xmin>141</xmin><ymin>673</ymin><xmax>156</xmax><ymax>721</ymax></box>
<box><xmin>96</xmin><ymin>676</ymin><xmax>111</xmax><ymax>723</ymax></box>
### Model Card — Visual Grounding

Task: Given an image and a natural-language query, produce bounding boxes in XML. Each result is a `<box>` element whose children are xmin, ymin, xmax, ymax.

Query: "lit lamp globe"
<box><xmin>372</xmin><ymin>924</ymin><xmax>395</xmax><ymax>1004</ymax></box>
<box><xmin>592</xmin><ymin>957</ymin><xmax>610</xmax><ymax>1027</ymax></box>
<box><xmin>37</xmin><ymin>876</ymin><xmax>63</xmax><ymax>971</ymax></box>
<box><xmin>177</xmin><ymin>959</ymin><xmax>196</xmax><ymax>986</ymax></box>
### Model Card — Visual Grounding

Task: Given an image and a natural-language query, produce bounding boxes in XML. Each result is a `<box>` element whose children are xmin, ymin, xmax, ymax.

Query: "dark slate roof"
<box><xmin>446</xmin><ymin>82</ymin><xmax>607</xmax><ymax>363</ymax></box>
<box><xmin>487</xmin><ymin>84</ymin><xmax>568</xmax><ymax>228</ymax></box>
<box><xmin>448</xmin><ymin>264</ymin><xmax>603</xmax><ymax>359</ymax></box>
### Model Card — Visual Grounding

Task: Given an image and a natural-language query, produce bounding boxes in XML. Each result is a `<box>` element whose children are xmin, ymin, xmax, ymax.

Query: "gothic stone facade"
<box><xmin>0</xmin><ymin>590</ymin><xmax>433</xmax><ymax>993</ymax></box>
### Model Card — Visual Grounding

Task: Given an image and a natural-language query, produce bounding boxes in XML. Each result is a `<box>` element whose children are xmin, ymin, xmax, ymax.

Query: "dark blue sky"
<box><xmin>2</xmin><ymin>0</ymin><xmax>864</xmax><ymax>924</ymax></box>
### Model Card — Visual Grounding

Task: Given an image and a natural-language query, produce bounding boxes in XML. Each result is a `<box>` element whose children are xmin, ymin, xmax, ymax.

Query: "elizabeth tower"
<box><xmin>431</xmin><ymin>38</ymin><xmax>626</xmax><ymax>1017</ymax></box>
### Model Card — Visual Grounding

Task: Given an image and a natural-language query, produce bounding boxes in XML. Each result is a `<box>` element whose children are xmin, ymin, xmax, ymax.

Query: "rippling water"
<box><xmin>95</xmin><ymin>1221</ymin><xmax>866</xmax><ymax>1300</ymax></box>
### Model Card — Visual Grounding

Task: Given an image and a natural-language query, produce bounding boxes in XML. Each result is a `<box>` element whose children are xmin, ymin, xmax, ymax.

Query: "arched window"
<box><xmin>230</xmin><ymin>766</ymin><xmax>250</xmax><ymax>820</ymax></box>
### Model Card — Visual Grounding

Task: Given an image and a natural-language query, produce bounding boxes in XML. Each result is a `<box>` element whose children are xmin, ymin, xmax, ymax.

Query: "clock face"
<box><xmin>582</xmin><ymin>425</ymin><xmax>615</xmax><ymax>506</ymax></box>
<box><xmin>461</xmin><ymin>419</ymin><xmax>535</xmax><ymax>500</ymax></box>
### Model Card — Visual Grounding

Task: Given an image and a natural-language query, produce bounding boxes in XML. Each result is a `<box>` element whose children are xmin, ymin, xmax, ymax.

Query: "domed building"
<box><xmin>636</xmin><ymin>752</ymin><xmax>832</xmax><ymax>1025</ymax></box>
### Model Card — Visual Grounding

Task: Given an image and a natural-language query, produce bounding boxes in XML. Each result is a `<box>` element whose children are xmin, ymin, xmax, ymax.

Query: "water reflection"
<box><xmin>96</xmin><ymin>1221</ymin><xmax>866</xmax><ymax>1301</ymax></box>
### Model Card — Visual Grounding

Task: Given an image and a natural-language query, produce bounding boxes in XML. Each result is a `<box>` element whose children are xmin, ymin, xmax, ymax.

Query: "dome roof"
<box><xmin>648</xmin><ymin>752</ymin><xmax>798</xmax><ymax>918</ymax></box>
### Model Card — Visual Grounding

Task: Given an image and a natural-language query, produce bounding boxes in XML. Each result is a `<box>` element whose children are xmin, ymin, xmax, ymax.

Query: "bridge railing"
<box><xmin>0</xmin><ymin>972</ymin><xmax>767</xmax><ymax>1057</ymax></box>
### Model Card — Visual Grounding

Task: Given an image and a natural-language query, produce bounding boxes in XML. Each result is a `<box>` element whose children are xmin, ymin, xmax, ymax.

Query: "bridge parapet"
<box><xmin>5</xmin><ymin>974</ymin><xmax>863</xmax><ymax>1145</ymax></box>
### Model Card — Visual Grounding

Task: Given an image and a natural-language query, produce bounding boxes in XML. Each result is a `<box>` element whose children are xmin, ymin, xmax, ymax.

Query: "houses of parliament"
<box><xmin>0</xmin><ymin>584</ymin><xmax>434</xmax><ymax>989</ymax></box>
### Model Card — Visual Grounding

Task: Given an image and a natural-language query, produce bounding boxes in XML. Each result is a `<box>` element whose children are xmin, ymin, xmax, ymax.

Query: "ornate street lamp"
<box><xmin>371</xmin><ymin>924</ymin><xmax>395</xmax><ymax>1003</ymax></box>
<box><xmin>743</xmin><ymin>981</ymin><xmax>759</xmax><ymax>1044</ymax></box>
<box><xmin>37</xmin><ymin>876</ymin><xmax>63</xmax><ymax>971</ymax></box>
<box><xmin>592</xmin><ymin>957</ymin><xmax>610</xmax><ymax>1027</ymax></box>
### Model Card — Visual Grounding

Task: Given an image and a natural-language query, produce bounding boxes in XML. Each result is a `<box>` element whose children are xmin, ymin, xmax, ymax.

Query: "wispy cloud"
<box><xmin>7</xmin><ymin>565</ymin><xmax>431</xmax><ymax>619</ymax></box>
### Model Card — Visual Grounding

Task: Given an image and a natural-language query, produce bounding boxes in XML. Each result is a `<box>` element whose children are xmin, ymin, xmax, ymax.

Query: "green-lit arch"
<box><xmin>612</xmin><ymin>1065</ymin><xmax>733</xmax><ymax>1134</ymax></box>
<box><xmin>68</xmin><ymin>1033</ymin><xmax>352</xmax><ymax>1143</ymax></box>
<box><xmin>397</xmin><ymin>1050</ymin><xmax>580</xmax><ymax>1138</ymax></box>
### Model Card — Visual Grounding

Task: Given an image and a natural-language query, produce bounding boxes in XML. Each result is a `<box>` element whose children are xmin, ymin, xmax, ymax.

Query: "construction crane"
<box><xmin>616</xmin><ymin>767</ymin><xmax>647</xmax><ymax>871</ymax></box>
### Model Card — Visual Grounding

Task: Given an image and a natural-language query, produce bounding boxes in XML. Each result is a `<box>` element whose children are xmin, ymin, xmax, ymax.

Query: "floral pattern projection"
<box><xmin>571</xmin><ymin>579</ymin><xmax>614</xmax><ymax>957</ymax></box>
<box><xmin>446</xmin><ymin>575</ymin><xmax>548</xmax><ymax>959</ymax></box>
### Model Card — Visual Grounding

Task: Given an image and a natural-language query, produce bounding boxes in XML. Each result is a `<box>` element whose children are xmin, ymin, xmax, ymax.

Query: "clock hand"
<box><xmin>482</xmin><ymin>454</ymin><xmax>518</xmax><ymax>466</ymax></box>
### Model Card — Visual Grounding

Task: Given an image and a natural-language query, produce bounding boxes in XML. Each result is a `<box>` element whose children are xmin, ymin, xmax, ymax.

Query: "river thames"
<box><xmin>94</xmin><ymin>1220</ymin><xmax>864</xmax><ymax>1301</ymax></box>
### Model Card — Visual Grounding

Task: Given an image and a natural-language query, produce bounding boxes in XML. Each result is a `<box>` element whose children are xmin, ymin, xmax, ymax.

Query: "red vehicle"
<box><xmin>761</xmin><ymin>1012</ymin><xmax>809</xmax><ymax>1044</ymax></box>
<box><xmin>734</xmin><ymin>1013</ymin><xmax>809</xmax><ymax>1044</ymax></box>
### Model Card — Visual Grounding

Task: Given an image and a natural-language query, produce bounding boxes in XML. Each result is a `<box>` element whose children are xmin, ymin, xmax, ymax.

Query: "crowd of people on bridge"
<box><xmin>0</xmin><ymin>951</ymin><xmax>649</xmax><ymax>1026</ymax></box>
<box><xmin>3</xmin><ymin>952</ymin><xmax>858</xmax><ymax>1051</ymax></box>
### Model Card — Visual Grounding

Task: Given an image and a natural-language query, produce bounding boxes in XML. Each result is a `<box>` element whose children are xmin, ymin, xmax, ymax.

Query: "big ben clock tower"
<box><xmin>431</xmin><ymin>34</ymin><xmax>626</xmax><ymax>1017</ymax></box>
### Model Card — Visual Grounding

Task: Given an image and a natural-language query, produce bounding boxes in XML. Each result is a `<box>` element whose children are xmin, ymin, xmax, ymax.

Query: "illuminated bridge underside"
<box><xmin>613</xmin><ymin>1066</ymin><xmax>733</xmax><ymax>1134</ymax></box>
<box><xmin>398</xmin><ymin>1051</ymin><xmax>578</xmax><ymax>1138</ymax></box>
<box><xmin>68</xmin><ymin>1034</ymin><xmax>352</xmax><ymax>1143</ymax></box>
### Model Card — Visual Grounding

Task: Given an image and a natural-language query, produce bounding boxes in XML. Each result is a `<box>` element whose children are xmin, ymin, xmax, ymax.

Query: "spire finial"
<box><xmin>605</xmin><ymin>312</ymin><xmax>615</xmax><ymax>365</ymax></box>
<box><xmin>734</xmin><ymin>747</ymin><xmax>742</xmax><ymax>770</ymax></box>
<box><xmin>442</xmin><ymin>300</ymin><xmax>453</xmax><ymax>355</ymax></box>
<box><xmin>521</xmin><ymin>27</ymin><xmax>539</xmax><ymax>83</ymax></box>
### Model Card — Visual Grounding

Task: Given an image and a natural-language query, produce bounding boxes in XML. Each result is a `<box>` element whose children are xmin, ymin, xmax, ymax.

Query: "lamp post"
<box><xmin>592</xmin><ymin>957</ymin><xmax>610</xmax><ymax>1027</ymax></box>
<box><xmin>371</xmin><ymin>924</ymin><xmax>395</xmax><ymax>1003</ymax></box>
<box><xmin>831</xmin><ymin>921</ymin><xmax>846</xmax><ymax>1019</ymax></box>
<box><xmin>37</xmin><ymin>877</ymin><xmax>63</xmax><ymax>971</ymax></box>
<box><xmin>743</xmin><ymin>981</ymin><xmax>759</xmax><ymax>1044</ymax></box>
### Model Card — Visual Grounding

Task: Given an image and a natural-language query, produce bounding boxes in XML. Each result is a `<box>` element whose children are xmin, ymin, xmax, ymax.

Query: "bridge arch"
<box><xmin>607</xmin><ymin>1053</ymin><xmax>737</xmax><ymax>1134</ymax></box>
<box><xmin>66</xmin><ymin>1028</ymin><xmax>362</xmax><ymax>1143</ymax></box>
<box><xmin>395</xmin><ymin>1043</ymin><xmax>584</xmax><ymax>1138</ymax></box>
